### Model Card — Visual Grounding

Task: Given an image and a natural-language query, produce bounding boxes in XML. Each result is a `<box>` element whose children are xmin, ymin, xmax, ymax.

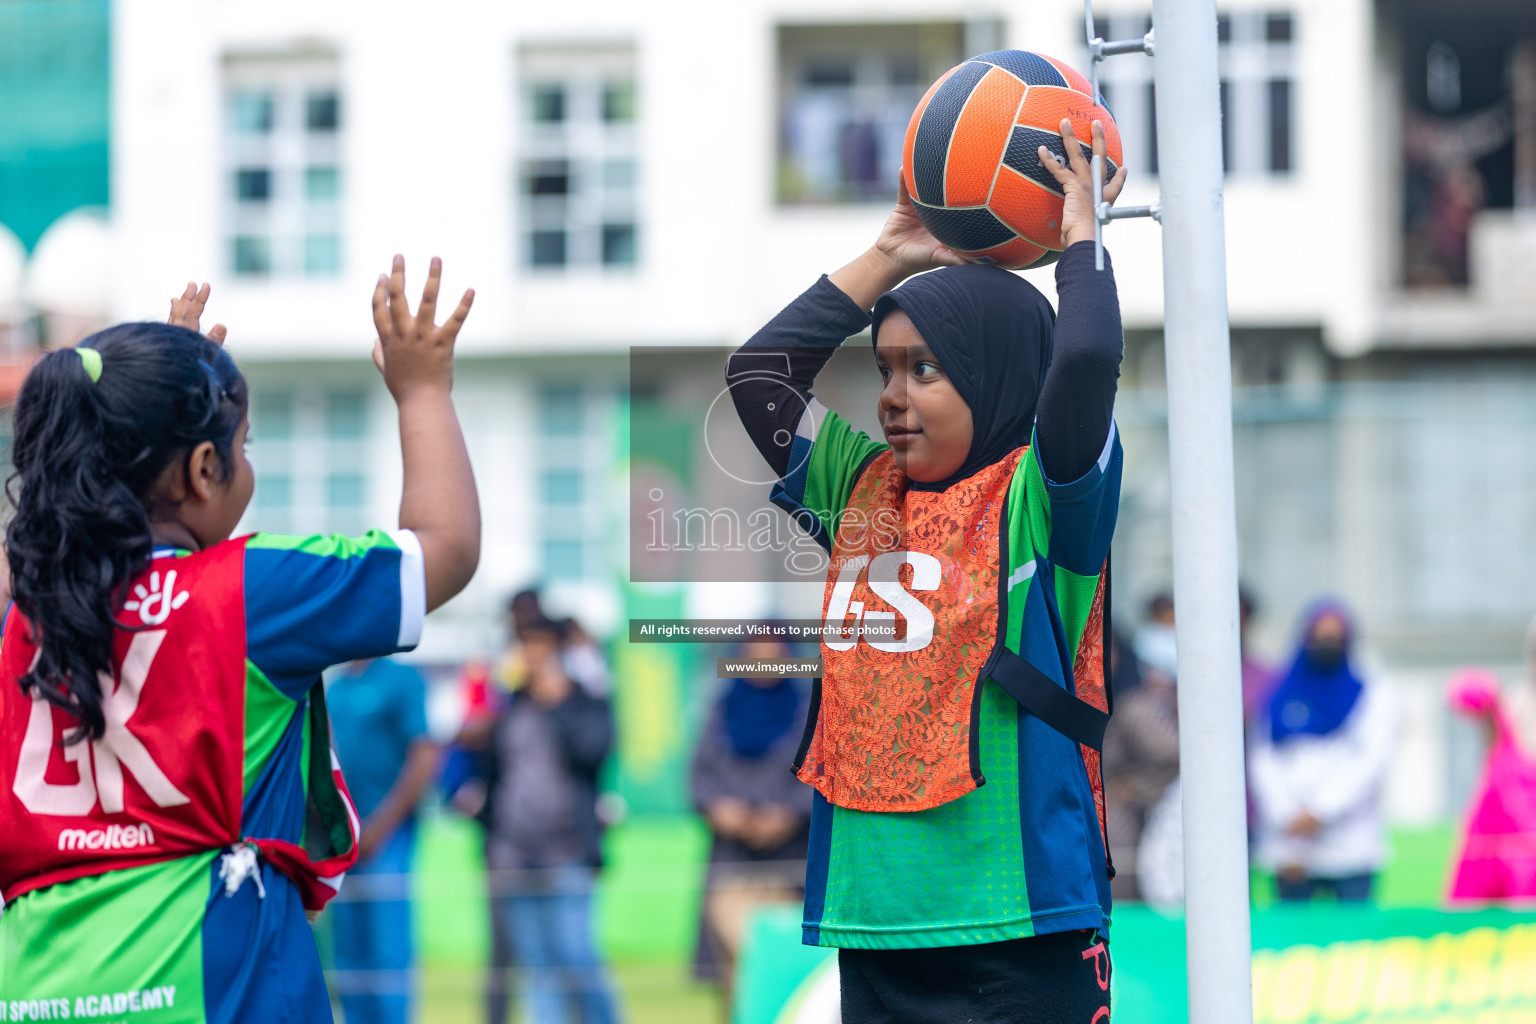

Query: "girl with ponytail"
<box><xmin>0</xmin><ymin>259</ymin><xmax>481</xmax><ymax>1024</ymax></box>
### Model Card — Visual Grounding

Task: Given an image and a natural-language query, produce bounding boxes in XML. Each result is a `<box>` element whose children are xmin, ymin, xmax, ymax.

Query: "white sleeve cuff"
<box><xmin>389</xmin><ymin>529</ymin><xmax>426</xmax><ymax>649</ymax></box>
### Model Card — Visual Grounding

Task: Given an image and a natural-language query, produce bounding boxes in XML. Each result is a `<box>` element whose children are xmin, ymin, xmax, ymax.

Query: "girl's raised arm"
<box><xmin>1033</xmin><ymin>119</ymin><xmax>1128</xmax><ymax>483</ymax></box>
<box><xmin>728</xmin><ymin>175</ymin><xmax>961</xmax><ymax>478</ymax></box>
<box><xmin>371</xmin><ymin>255</ymin><xmax>481</xmax><ymax>612</ymax></box>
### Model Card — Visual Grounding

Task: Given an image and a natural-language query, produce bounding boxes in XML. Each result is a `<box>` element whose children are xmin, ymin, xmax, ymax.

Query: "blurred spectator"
<box><xmin>1250</xmin><ymin>602</ymin><xmax>1396</xmax><ymax>902</ymax></box>
<box><xmin>471</xmin><ymin>616</ymin><xmax>619</xmax><ymax>1024</ymax></box>
<box><xmin>561</xmin><ymin>616</ymin><xmax>613</xmax><ymax>697</ymax></box>
<box><xmin>445</xmin><ymin>654</ymin><xmax>516</xmax><ymax>1024</ymax></box>
<box><xmin>326</xmin><ymin>657</ymin><xmax>439</xmax><ymax>1024</ymax></box>
<box><xmin>1134</xmin><ymin>591</ymin><xmax>1178</xmax><ymax>686</ymax></box>
<box><xmin>1103</xmin><ymin>594</ymin><xmax>1180</xmax><ymax>901</ymax></box>
<box><xmin>1107</xmin><ymin>625</ymin><xmax>1144</xmax><ymax>700</ymax></box>
<box><xmin>1401</xmin><ymin>103</ymin><xmax>1510</xmax><ymax>287</ymax></box>
<box><xmin>1446</xmin><ymin>668</ymin><xmax>1536</xmax><ymax>902</ymax></box>
<box><xmin>690</xmin><ymin>638</ymin><xmax>813</xmax><ymax>1009</ymax></box>
<box><xmin>457</xmin><ymin>587</ymin><xmax>549</xmax><ymax>1024</ymax></box>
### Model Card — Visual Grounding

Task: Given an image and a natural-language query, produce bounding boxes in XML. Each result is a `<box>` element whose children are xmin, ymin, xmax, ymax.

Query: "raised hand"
<box><xmin>873</xmin><ymin>174</ymin><xmax>967</xmax><ymax>280</ymax></box>
<box><xmin>370</xmin><ymin>255</ymin><xmax>475</xmax><ymax>399</ymax></box>
<box><xmin>370</xmin><ymin>253</ymin><xmax>481</xmax><ymax>612</ymax></box>
<box><xmin>1038</xmin><ymin>119</ymin><xmax>1128</xmax><ymax>250</ymax></box>
<box><xmin>830</xmin><ymin>174</ymin><xmax>967</xmax><ymax>309</ymax></box>
<box><xmin>168</xmin><ymin>281</ymin><xmax>228</xmax><ymax>345</ymax></box>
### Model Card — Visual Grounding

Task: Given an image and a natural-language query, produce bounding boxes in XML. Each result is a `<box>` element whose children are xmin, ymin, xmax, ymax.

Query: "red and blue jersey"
<box><xmin>0</xmin><ymin>531</ymin><xmax>425</xmax><ymax>1024</ymax></box>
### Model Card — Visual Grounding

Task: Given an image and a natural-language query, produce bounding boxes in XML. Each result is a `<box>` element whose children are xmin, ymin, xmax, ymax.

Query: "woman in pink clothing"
<box><xmin>1446</xmin><ymin>668</ymin><xmax>1536</xmax><ymax>904</ymax></box>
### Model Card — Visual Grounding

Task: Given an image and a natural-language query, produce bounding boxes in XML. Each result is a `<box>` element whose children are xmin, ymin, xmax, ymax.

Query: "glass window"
<box><xmin>1093</xmin><ymin>11</ymin><xmax>1294</xmax><ymax>179</ymax></box>
<box><xmin>542</xmin><ymin>469</ymin><xmax>583</xmax><ymax>505</ymax></box>
<box><xmin>235</xmin><ymin>168</ymin><xmax>271</xmax><ymax>202</ymax></box>
<box><xmin>254</xmin><ymin>391</ymin><xmax>295</xmax><ymax>439</ymax></box>
<box><xmin>306</xmin><ymin>91</ymin><xmax>340</xmax><ymax>132</ymax></box>
<box><xmin>603</xmin><ymin>159</ymin><xmax>636</xmax><ymax>191</ymax></box>
<box><xmin>533</xmin><ymin>382</ymin><xmax>613</xmax><ymax>584</ymax></box>
<box><xmin>777</xmin><ymin>23</ymin><xmax>962</xmax><ymax>204</ymax></box>
<box><xmin>1268</xmin><ymin>79</ymin><xmax>1292</xmax><ymax>173</ymax></box>
<box><xmin>230</xmin><ymin>91</ymin><xmax>274</xmax><ymax>134</ymax></box>
<box><xmin>602</xmin><ymin>81</ymin><xmax>636</xmax><ymax>122</ymax></box>
<box><xmin>327</xmin><ymin>473</ymin><xmax>365</xmax><ymax>508</ymax></box>
<box><xmin>519</xmin><ymin>48</ymin><xmax>639</xmax><ymax>271</ymax></box>
<box><xmin>601</xmin><ymin>223</ymin><xmax>637</xmax><ymax>266</ymax></box>
<box><xmin>325</xmin><ymin>391</ymin><xmax>367</xmax><ymax>439</ymax></box>
<box><xmin>306</xmin><ymin>166</ymin><xmax>340</xmax><ymax>201</ymax></box>
<box><xmin>531</xmin><ymin>84</ymin><xmax>566</xmax><ymax>124</ymax></box>
<box><xmin>542</xmin><ymin>538</ymin><xmax>584</xmax><ymax>580</ymax></box>
<box><xmin>530</xmin><ymin>230</ymin><xmax>566</xmax><ymax>267</ymax></box>
<box><xmin>528</xmin><ymin>160</ymin><xmax>571</xmax><ymax>196</ymax></box>
<box><xmin>224</xmin><ymin>60</ymin><xmax>345</xmax><ymax>278</ymax></box>
<box><xmin>305</xmin><ymin>234</ymin><xmax>342</xmax><ymax>276</ymax></box>
<box><xmin>539</xmin><ymin>387</ymin><xmax>583</xmax><ymax>437</ymax></box>
<box><xmin>233</xmin><ymin>236</ymin><xmax>272</xmax><ymax>276</ymax></box>
<box><xmin>256</xmin><ymin>474</ymin><xmax>292</xmax><ymax>508</ymax></box>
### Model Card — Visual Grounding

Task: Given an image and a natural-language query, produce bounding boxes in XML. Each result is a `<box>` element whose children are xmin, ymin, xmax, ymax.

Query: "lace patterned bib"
<box><xmin>796</xmin><ymin>447</ymin><xmax>1024</xmax><ymax>812</ymax></box>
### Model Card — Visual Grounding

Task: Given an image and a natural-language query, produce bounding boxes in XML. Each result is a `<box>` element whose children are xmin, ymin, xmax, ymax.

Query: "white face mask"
<box><xmin>1135</xmin><ymin>624</ymin><xmax>1179</xmax><ymax>684</ymax></box>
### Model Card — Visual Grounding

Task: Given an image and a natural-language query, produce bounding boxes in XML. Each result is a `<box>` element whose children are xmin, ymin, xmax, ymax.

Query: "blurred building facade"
<box><xmin>0</xmin><ymin>0</ymin><xmax>1525</xmax><ymax>821</ymax></box>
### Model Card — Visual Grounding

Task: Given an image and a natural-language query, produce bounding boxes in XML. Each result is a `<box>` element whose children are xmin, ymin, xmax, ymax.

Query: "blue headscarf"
<box><xmin>1268</xmin><ymin>601</ymin><xmax>1364</xmax><ymax>744</ymax></box>
<box><xmin>721</xmin><ymin>642</ymin><xmax>806</xmax><ymax>759</ymax></box>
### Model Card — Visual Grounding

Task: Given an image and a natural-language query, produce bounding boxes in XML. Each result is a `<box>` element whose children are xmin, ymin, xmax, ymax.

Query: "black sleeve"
<box><xmin>726</xmin><ymin>276</ymin><xmax>873</xmax><ymax>478</ymax></box>
<box><xmin>550</xmin><ymin>692</ymin><xmax>615</xmax><ymax>781</ymax></box>
<box><xmin>1034</xmin><ymin>241</ymin><xmax>1125</xmax><ymax>484</ymax></box>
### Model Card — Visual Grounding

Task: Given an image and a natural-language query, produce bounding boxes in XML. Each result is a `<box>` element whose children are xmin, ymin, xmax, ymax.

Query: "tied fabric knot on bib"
<box><xmin>797</xmin><ymin>447</ymin><xmax>1023</xmax><ymax>812</ymax></box>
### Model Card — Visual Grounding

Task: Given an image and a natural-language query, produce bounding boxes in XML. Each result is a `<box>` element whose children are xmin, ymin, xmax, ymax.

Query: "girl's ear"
<box><xmin>184</xmin><ymin>440</ymin><xmax>223</xmax><ymax>503</ymax></box>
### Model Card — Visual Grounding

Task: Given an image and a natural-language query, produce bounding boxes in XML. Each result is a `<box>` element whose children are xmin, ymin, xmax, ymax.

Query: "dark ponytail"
<box><xmin>6</xmin><ymin>323</ymin><xmax>248</xmax><ymax>741</ymax></box>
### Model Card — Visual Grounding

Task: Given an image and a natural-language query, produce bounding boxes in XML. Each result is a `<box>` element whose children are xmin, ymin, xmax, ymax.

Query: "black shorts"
<box><xmin>838</xmin><ymin>929</ymin><xmax>1112</xmax><ymax>1024</ymax></box>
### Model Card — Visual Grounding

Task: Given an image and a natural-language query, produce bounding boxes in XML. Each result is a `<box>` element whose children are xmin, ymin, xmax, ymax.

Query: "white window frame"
<box><xmin>222</xmin><ymin>53</ymin><xmax>345</xmax><ymax>279</ymax></box>
<box><xmin>516</xmin><ymin>45</ymin><xmax>640</xmax><ymax>273</ymax></box>
<box><xmin>1091</xmin><ymin>10</ymin><xmax>1295</xmax><ymax>178</ymax></box>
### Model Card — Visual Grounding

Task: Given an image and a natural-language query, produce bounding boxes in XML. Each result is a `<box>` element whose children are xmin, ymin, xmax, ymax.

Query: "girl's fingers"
<box><xmin>1060</xmin><ymin>119</ymin><xmax>1091</xmax><ymax>179</ymax></box>
<box><xmin>387</xmin><ymin>254</ymin><xmax>412</xmax><ymax>336</ymax></box>
<box><xmin>371</xmin><ymin>339</ymin><xmax>387</xmax><ymax>374</ymax></box>
<box><xmin>1103</xmin><ymin>164</ymin><xmax>1129</xmax><ymax>205</ymax></box>
<box><xmin>417</xmin><ymin>257</ymin><xmax>442</xmax><ymax>326</ymax></box>
<box><xmin>1037</xmin><ymin>144</ymin><xmax>1075</xmax><ymax>187</ymax></box>
<box><xmin>440</xmin><ymin>289</ymin><xmax>476</xmax><ymax>342</ymax></box>
<box><xmin>187</xmin><ymin>283</ymin><xmax>211</xmax><ymax>322</ymax></box>
<box><xmin>208</xmin><ymin>323</ymin><xmax>228</xmax><ymax>346</ymax></box>
<box><xmin>371</xmin><ymin>274</ymin><xmax>392</xmax><ymax>341</ymax></box>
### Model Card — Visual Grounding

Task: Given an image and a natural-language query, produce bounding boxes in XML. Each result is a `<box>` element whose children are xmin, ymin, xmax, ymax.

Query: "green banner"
<box><xmin>610</xmin><ymin>398</ymin><xmax>701</xmax><ymax>815</ymax></box>
<box><xmin>735</xmin><ymin>906</ymin><xmax>1536</xmax><ymax>1024</ymax></box>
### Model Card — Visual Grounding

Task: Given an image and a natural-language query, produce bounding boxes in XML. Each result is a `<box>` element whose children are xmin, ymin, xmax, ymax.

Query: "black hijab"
<box><xmin>871</xmin><ymin>264</ymin><xmax>1056</xmax><ymax>492</ymax></box>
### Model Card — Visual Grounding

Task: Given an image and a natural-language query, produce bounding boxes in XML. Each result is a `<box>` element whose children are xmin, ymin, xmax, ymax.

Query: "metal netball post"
<box><xmin>1084</xmin><ymin>1</ymin><xmax>1254</xmax><ymax>1023</ymax></box>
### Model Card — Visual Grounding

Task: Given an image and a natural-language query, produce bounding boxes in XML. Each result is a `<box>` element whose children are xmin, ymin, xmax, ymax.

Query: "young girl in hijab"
<box><xmin>726</xmin><ymin>119</ymin><xmax>1125</xmax><ymax>1022</ymax></box>
<box><xmin>1249</xmin><ymin>602</ymin><xmax>1397</xmax><ymax>902</ymax></box>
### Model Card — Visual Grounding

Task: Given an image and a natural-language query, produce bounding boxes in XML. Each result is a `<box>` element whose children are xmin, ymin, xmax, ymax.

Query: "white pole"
<box><xmin>1150</xmin><ymin>0</ymin><xmax>1253</xmax><ymax>1022</ymax></box>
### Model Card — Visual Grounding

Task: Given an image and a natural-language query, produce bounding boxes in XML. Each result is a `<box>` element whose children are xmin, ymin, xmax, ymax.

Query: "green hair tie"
<box><xmin>76</xmin><ymin>346</ymin><xmax>102</xmax><ymax>384</ymax></box>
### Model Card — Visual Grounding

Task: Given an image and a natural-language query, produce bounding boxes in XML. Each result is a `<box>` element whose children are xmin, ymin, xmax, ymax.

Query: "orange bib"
<box><xmin>797</xmin><ymin>447</ymin><xmax>1024</xmax><ymax>812</ymax></box>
